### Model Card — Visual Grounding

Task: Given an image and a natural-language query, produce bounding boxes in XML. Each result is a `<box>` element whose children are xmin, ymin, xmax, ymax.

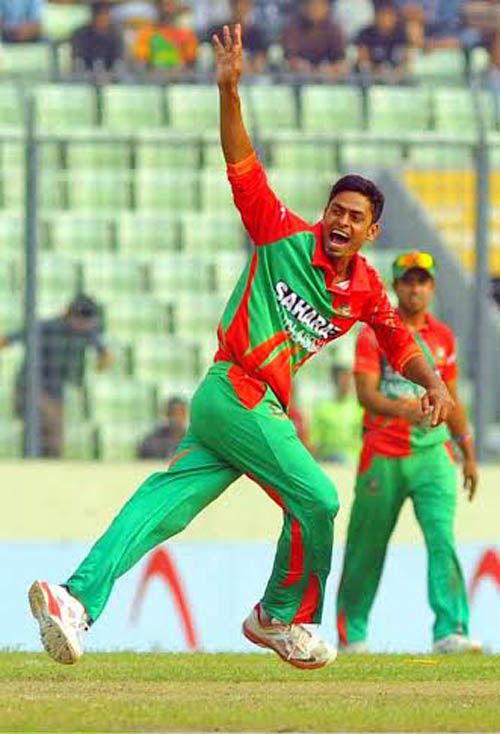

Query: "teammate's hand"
<box><xmin>420</xmin><ymin>381</ymin><xmax>454</xmax><ymax>427</ymax></box>
<box><xmin>213</xmin><ymin>24</ymin><xmax>243</xmax><ymax>88</ymax></box>
<box><xmin>463</xmin><ymin>457</ymin><xmax>479</xmax><ymax>501</ymax></box>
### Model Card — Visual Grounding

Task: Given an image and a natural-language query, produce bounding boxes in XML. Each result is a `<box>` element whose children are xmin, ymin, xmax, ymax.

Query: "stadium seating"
<box><xmin>1</xmin><ymin>77</ymin><xmax>496</xmax><ymax>459</ymax></box>
<box><xmin>301</xmin><ymin>85</ymin><xmax>364</xmax><ymax>133</ymax></box>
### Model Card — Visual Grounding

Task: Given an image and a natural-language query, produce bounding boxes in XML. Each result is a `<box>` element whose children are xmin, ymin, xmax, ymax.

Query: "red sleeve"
<box><xmin>361</xmin><ymin>269</ymin><xmax>423</xmax><ymax>374</ymax></box>
<box><xmin>354</xmin><ymin>325</ymin><xmax>382</xmax><ymax>376</ymax></box>
<box><xmin>227</xmin><ymin>152</ymin><xmax>310</xmax><ymax>247</ymax></box>
<box><xmin>440</xmin><ymin>324</ymin><xmax>459</xmax><ymax>383</ymax></box>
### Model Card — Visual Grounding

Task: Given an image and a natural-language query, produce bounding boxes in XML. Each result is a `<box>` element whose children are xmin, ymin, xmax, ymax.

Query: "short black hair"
<box><xmin>67</xmin><ymin>294</ymin><xmax>100</xmax><ymax>319</ymax></box>
<box><xmin>327</xmin><ymin>174</ymin><xmax>385</xmax><ymax>223</ymax></box>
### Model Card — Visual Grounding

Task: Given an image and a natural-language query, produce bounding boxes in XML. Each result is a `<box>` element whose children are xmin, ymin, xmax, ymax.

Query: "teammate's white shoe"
<box><xmin>433</xmin><ymin>633</ymin><xmax>483</xmax><ymax>655</ymax></box>
<box><xmin>242</xmin><ymin>604</ymin><xmax>337</xmax><ymax>670</ymax></box>
<box><xmin>28</xmin><ymin>580</ymin><xmax>88</xmax><ymax>665</ymax></box>
<box><xmin>339</xmin><ymin>641</ymin><xmax>370</xmax><ymax>654</ymax></box>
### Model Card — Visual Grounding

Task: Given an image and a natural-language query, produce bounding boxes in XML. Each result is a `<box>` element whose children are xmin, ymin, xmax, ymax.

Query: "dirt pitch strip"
<box><xmin>1</xmin><ymin>652</ymin><xmax>500</xmax><ymax>732</ymax></box>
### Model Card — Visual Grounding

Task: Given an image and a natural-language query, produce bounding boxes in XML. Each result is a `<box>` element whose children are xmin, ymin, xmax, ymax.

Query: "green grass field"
<box><xmin>2</xmin><ymin>652</ymin><xmax>500</xmax><ymax>732</ymax></box>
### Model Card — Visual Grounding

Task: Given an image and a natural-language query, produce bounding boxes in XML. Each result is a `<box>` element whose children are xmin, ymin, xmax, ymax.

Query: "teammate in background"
<box><xmin>336</xmin><ymin>251</ymin><xmax>481</xmax><ymax>655</ymax></box>
<box><xmin>28</xmin><ymin>26</ymin><xmax>453</xmax><ymax>670</ymax></box>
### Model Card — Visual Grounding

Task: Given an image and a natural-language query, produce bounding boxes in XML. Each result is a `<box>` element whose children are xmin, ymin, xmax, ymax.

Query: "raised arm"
<box><xmin>213</xmin><ymin>24</ymin><xmax>253</xmax><ymax>165</ymax></box>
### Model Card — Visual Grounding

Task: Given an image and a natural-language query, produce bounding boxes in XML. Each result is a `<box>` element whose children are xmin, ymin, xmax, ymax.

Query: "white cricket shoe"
<box><xmin>339</xmin><ymin>641</ymin><xmax>370</xmax><ymax>654</ymax></box>
<box><xmin>433</xmin><ymin>633</ymin><xmax>483</xmax><ymax>655</ymax></box>
<box><xmin>28</xmin><ymin>580</ymin><xmax>88</xmax><ymax>665</ymax></box>
<box><xmin>242</xmin><ymin>604</ymin><xmax>337</xmax><ymax>670</ymax></box>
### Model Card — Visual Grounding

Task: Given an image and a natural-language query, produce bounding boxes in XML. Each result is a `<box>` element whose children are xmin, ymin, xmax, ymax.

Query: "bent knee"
<box><xmin>315</xmin><ymin>480</ymin><xmax>340</xmax><ymax>518</ymax></box>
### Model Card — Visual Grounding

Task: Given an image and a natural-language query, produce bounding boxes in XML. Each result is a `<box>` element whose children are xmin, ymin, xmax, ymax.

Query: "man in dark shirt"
<box><xmin>137</xmin><ymin>395</ymin><xmax>188</xmax><ymax>460</ymax></box>
<box><xmin>356</xmin><ymin>1</ymin><xmax>411</xmax><ymax>76</ymax></box>
<box><xmin>203</xmin><ymin>0</ymin><xmax>269</xmax><ymax>72</ymax></box>
<box><xmin>71</xmin><ymin>0</ymin><xmax>123</xmax><ymax>73</ymax></box>
<box><xmin>283</xmin><ymin>0</ymin><xmax>347</xmax><ymax>75</ymax></box>
<box><xmin>0</xmin><ymin>294</ymin><xmax>112</xmax><ymax>457</ymax></box>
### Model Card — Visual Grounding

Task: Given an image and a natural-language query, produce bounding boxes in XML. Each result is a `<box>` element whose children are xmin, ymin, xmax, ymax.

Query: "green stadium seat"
<box><xmin>1</xmin><ymin>166</ymin><xmax>63</xmax><ymax>211</ymax></box>
<box><xmin>102</xmin><ymin>296</ymin><xmax>170</xmax><ymax>339</ymax></box>
<box><xmin>268</xmin><ymin>132</ymin><xmax>338</xmax><ymax>170</ymax></box>
<box><xmin>301</xmin><ymin>85</ymin><xmax>364</xmax><ymax>133</ymax></box>
<box><xmin>169</xmin><ymin>293</ymin><xmax>226</xmax><ymax>338</ymax></box>
<box><xmin>407</xmin><ymin>136</ymin><xmax>474</xmax><ymax>167</ymax></box>
<box><xmin>97</xmin><ymin>421</ymin><xmax>153</xmax><ymax>460</ymax></box>
<box><xmin>89</xmin><ymin>376</ymin><xmax>157</xmax><ymax>422</ymax></box>
<box><xmin>48</xmin><ymin>213</ymin><xmax>116</xmax><ymax>253</ymax></box>
<box><xmin>0</xmin><ymin>43</ymin><xmax>52</xmax><ymax>76</ymax></box>
<box><xmin>413</xmin><ymin>49</ymin><xmax>465</xmax><ymax>78</ymax></box>
<box><xmin>38</xmin><ymin>253</ymin><xmax>81</xmax><ymax>304</ymax></box>
<box><xmin>102</xmin><ymin>85</ymin><xmax>166</xmax><ymax>130</ymax></box>
<box><xmin>338</xmin><ymin>139</ymin><xmax>405</xmax><ymax>170</ymax></box>
<box><xmin>0</xmin><ymin>138</ymin><xmax>61</xmax><ymax>171</ymax></box>
<box><xmin>0</xmin><ymin>255</ymin><xmax>20</xmax><ymax>295</ymax></box>
<box><xmin>117</xmin><ymin>213</ymin><xmax>181</xmax><ymax>254</ymax></box>
<box><xmin>151</xmin><ymin>254</ymin><xmax>215</xmax><ymax>295</ymax></box>
<box><xmin>0</xmin><ymin>420</ymin><xmax>23</xmax><ymax>458</ymax></box>
<box><xmin>368</xmin><ymin>85</ymin><xmax>431</xmax><ymax>132</ymax></box>
<box><xmin>202</xmin><ymin>130</ymin><xmax>225</xmax><ymax>169</ymax></box>
<box><xmin>0</xmin><ymin>294</ymin><xmax>22</xmax><ymax>333</ymax></box>
<box><xmin>200</xmin><ymin>170</ymin><xmax>235</xmax><ymax>212</ymax></box>
<box><xmin>63</xmin><ymin>421</ymin><xmax>98</xmax><ymax>460</ymax></box>
<box><xmin>244</xmin><ymin>85</ymin><xmax>298</xmax><ymax>130</ymax></box>
<box><xmin>432</xmin><ymin>88</ymin><xmax>495</xmax><ymax>133</ymax></box>
<box><xmin>181</xmin><ymin>212</ymin><xmax>244</xmax><ymax>252</ymax></box>
<box><xmin>66</xmin><ymin>135</ymin><xmax>132</xmax><ymax>169</ymax></box>
<box><xmin>79</xmin><ymin>254</ymin><xmax>148</xmax><ymax>298</ymax></box>
<box><xmin>266</xmin><ymin>168</ymin><xmax>330</xmax><ymax>218</ymax></box>
<box><xmin>167</xmin><ymin>84</ymin><xmax>219</xmax><ymax>131</ymax></box>
<box><xmin>134</xmin><ymin>336</ymin><xmax>202</xmax><ymax>382</ymax></box>
<box><xmin>136</xmin><ymin>170</ymin><xmax>198</xmax><ymax>211</ymax></box>
<box><xmin>0</xmin><ymin>85</ymin><xmax>24</xmax><ymax>128</ymax></box>
<box><xmin>67</xmin><ymin>169</ymin><xmax>133</xmax><ymax>211</ymax></box>
<box><xmin>34</xmin><ymin>84</ymin><xmax>97</xmax><ymax>130</ymax></box>
<box><xmin>0</xmin><ymin>383</ymin><xmax>15</xmax><ymax>420</ymax></box>
<box><xmin>0</xmin><ymin>215</ymin><xmax>23</xmax><ymax>254</ymax></box>
<box><xmin>135</xmin><ymin>131</ymin><xmax>202</xmax><ymax>170</ymax></box>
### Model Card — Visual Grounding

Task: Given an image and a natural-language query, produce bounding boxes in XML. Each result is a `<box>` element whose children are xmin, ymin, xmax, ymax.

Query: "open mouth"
<box><xmin>329</xmin><ymin>229</ymin><xmax>350</xmax><ymax>246</ymax></box>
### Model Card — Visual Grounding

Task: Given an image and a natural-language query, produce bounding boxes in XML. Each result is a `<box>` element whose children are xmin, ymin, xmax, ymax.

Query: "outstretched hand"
<box><xmin>213</xmin><ymin>23</ymin><xmax>243</xmax><ymax>87</ymax></box>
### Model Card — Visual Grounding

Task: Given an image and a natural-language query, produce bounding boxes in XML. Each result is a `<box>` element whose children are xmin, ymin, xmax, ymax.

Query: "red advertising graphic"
<box><xmin>130</xmin><ymin>547</ymin><xmax>199</xmax><ymax>650</ymax></box>
<box><xmin>469</xmin><ymin>548</ymin><xmax>500</xmax><ymax>601</ymax></box>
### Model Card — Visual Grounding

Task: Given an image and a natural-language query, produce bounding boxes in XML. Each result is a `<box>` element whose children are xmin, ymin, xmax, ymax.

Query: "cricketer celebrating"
<box><xmin>28</xmin><ymin>27</ymin><xmax>453</xmax><ymax>670</ymax></box>
<box><xmin>336</xmin><ymin>251</ymin><xmax>481</xmax><ymax>654</ymax></box>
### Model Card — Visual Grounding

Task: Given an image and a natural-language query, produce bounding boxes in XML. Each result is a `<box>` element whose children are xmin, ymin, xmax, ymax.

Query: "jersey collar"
<box><xmin>311</xmin><ymin>222</ymin><xmax>371</xmax><ymax>294</ymax></box>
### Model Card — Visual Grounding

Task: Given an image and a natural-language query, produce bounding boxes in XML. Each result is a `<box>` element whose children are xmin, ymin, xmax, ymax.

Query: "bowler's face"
<box><xmin>322</xmin><ymin>191</ymin><xmax>379</xmax><ymax>261</ymax></box>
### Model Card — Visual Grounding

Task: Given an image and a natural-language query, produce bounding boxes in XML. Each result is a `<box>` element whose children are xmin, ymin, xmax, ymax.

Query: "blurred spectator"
<box><xmin>132</xmin><ymin>0</ymin><xmax>198</xmax><ymax>71</ymax></box>
<box><xmin>463</xmin><ymin>1</ymin><xmax>500</xmax><ymax>56</ymax></box>
<box><xmin>137</xmin><ymin>395</ymin><xmax>188</xmax><ymax>459</ymax></box>
<box><xmin>0</xmin><ymin>295</ymin><xmax>112</xmax><ymax>458</ymax></box>
<box><xmin>375</xmin><ymin>0</ymin><xmax>466</xmax><ymax>49</ymax></box>
<box><xmin>111</xmin><ymin>1</ymin><xmax>157</xmax><ymax>29</ymax></box>
<box><xmin>283</xmin><ymin>0</ymin><xmax>347</xmax><ymax>75</ymax></box>
<box><xmin>71</xmin><ymin>1</ymin><xmax>124</xmax><ymax>73</ymax></box>
<box><xmin>202</xmin><ymin>0</ymin><xmax>269</xmax><ymax>72</ymax></box>
<box><xmin>356</xmin><ymin>2</ymin><xmax>411</xmax><ymax>77</ymax></box>
<box><xmin>310</xmin><ymin>364</ymin><xmax>363</xmax><ymax>463</ymax></box>
<box><xmin>0</xmin><ymin>0</ymin><xmax>44</xmax><ymax>43</ymax></box>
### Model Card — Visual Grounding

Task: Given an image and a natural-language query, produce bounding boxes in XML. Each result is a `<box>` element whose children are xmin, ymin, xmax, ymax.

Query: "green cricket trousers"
<box><xmin>336</xmin><ymin>443</ymin><xmax>469</xmax><ymax>644</ymax></box>
<box><xmin>68</xmin><ymin>362</ymin><xmax>339</xmax><ymax>625</ymax></box>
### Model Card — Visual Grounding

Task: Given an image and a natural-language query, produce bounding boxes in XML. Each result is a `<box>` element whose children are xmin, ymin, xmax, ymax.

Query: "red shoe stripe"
<box><xmin>41</xmin><ymin>582</ymin><xmax>62</xmax><ymax>620</ymax></box>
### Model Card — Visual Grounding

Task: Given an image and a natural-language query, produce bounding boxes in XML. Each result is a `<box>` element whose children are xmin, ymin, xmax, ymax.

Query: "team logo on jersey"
<box><xmin>332</xmin><ymin>303</ymin><xmax>352</xmax><ymax>317</ymax></box>
<box><xmin>275</xmin><ymin>281</ymin><xmax>341</xmax><ymax>340</ymax></box>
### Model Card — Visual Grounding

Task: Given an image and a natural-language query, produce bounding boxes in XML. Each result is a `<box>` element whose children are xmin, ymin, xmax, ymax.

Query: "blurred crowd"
<box><xmin>3</xmin><ymin>0</ymin><xmax>500</xmax><ymax>79</ymax></box>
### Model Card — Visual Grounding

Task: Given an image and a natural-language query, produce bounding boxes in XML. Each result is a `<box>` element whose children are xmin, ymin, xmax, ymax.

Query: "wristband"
<box><xmin>453</xmin><ymin>433</ymin><xmax>472</xmax><ymax>446</ymax></box>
